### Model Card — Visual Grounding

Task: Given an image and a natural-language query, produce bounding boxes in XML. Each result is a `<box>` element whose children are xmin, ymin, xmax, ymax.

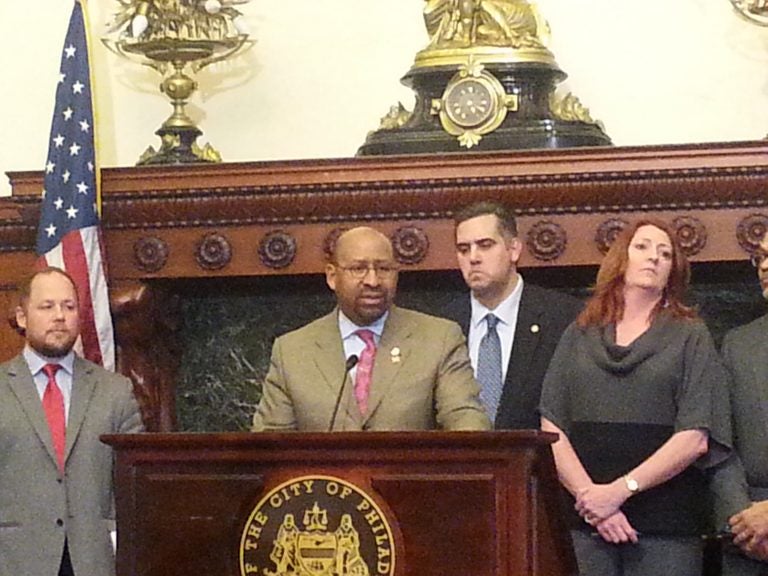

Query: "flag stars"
<box><xmin>41</xmin><ymin>189</ymin><xmax>47</xmax><ymax>198</ymax></box>
<box><xmin>45</xmin><ymin>161</ymin><xmax>55</xmax><ymax>174</ymax></box>
<box><xmin>53</xmin><ymin>134</ymin><xmax>65</xmax><ymax>148</ymax></box>
<box><xmin>79</xmin><ymin>120</ymin><xmax>90</xmax><ymax>133</ymax></box>
<box><xmin>45</xmin><ymin>223</ymin><xmax>57</xmax><ymax>238</ymax></box>
<box><xmin>62</xmin><ymin>170</ymin><xmax>71</xmax><ymax>183</ymax></box>
<box><xmin>63</xmin><ymin>107</ymin><xmax>73</xmax><ymax>121</ymax></box>
<box><xmin>72</xmin><ymin>81</ymin><xmax>84</xmax><ymax>94</ymax></box>
<box><xmin>87</xmin><ymin>161</ymin><xmax>94</xmax><ymax>172</ymax></box>
<box><xmin>66</xmin><ymin>206</ymin><xmax>79</xmax><ymax>220</ymax></box>
<box><xmin>64</xmin><ymin>45</ymin><xmax>76</xmax><ymax>59</ymax></box>
<box><xmin>76</xmin><ymin>182</ymin><xmax>89</xmax><ymax>195</ymax></box>
<box><xmin>58</xmin><ymin>72</ymin><xmax>66</xmax><ymax>84</ymax></box>
<box><xmin>69</xmin><ymin>142</ymin><xmax>81</xmax><ymax>156</ymax></box>
<box><xmin>54</xmin><ymin>197</ymin><xmax>64</xmax><ymax>210</ymax></box>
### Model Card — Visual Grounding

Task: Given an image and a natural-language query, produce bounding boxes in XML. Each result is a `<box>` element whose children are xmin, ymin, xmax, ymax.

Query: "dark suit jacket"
<box><xmin>712</xmin><ymin>314</ymin><xmax>768</xmax><ymax>528</ymax></box>
<box><xmin>442</xmin><ymin>283</ymin><xmax>582</xmax><ymax>429</ymax></box>
<box><xmin>0</xmin><ymin>354</ymin><xmax>144</xmax><ymax>576</ymax></box>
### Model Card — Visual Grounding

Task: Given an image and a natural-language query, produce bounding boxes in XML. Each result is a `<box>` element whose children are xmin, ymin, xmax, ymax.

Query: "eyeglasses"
<box><xmin>750</xmin><ymin>252</ymin><xmax>768</xmax><ymax>268</ymax></box>
<box><xmin>336</xmin><ymin>263</ymin><xmax>398</xmax><ymax>279</ymax></box>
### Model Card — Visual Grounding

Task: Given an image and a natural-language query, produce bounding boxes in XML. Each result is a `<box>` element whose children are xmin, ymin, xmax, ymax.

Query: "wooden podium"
<box><xmin>102</xmin><ymin>431</ymin><xmax>576</xmax><ymax>576</ymax></box>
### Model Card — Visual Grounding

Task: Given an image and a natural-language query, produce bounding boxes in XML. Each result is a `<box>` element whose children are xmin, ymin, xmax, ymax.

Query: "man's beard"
<box><xmin>32</xmin><ymin>339</ymin><xmax>76</xmax><ymax>359</ymax></box>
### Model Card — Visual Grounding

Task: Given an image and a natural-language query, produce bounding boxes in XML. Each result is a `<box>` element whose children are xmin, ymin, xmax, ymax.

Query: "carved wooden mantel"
<box><xmin>3</xmin><ymin>141</ymin><xmax>768</xmax><ymax>429</ymax></box>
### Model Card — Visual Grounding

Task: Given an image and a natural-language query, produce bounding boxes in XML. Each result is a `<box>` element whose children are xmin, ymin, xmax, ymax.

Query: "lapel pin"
<box><xmin>530</xmin><ymin>324</ymin><xmax>540</xmax><ymax>334</ymax></box>
<box><xmin>390</xmin><ymin>347</ymin><xmax>401</xmax><ymax>363</ymax></box>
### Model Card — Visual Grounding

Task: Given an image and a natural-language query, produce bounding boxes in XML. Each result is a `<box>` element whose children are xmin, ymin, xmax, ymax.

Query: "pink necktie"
<box><xmin>354</xmin><ymin>330</ymin><xmax>377</xmax><ymax>415</ymax></box>
<box><xmin>42</xmin><ymin>364</ymin><xmax>66</xmax><ymax>472</ymax></box>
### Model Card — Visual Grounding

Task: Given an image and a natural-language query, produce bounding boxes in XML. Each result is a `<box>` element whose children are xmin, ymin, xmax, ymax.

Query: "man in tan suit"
<box><xmin>253</xmin><ymin>226</ymin><xmax>490</xmax><ymax>432</ymax></box>
<box><xmin>1</xmin><ymin>267</ymin><xmax>143</xmax><ymax>576</ymax></box>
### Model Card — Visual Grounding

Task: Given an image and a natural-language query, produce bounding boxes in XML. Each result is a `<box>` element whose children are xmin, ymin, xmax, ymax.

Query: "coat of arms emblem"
<box><xmin>239</xmin><ymin>476</ymin><xmax>395</xmax><ymax>576</ymax></box>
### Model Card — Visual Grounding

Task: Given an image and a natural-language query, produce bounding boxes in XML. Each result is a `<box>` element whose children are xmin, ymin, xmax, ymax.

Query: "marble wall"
<box><xmin>175</xmin><ymin>264</ymin><xmax>766</xmax><ymax>431</ymax></box>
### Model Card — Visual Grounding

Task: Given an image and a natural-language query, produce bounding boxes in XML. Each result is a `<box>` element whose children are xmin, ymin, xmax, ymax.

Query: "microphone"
<box><xmin>328</xmin><ymin>355</ymin><xmax>359</xmax><ymax>432</ymax></box>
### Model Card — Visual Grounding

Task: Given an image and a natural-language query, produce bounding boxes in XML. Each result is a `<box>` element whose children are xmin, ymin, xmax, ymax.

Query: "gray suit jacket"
<box><xmin>711</xmin><ymin>314</ymin><xmax>768</xmax><ymax>529</ymax></box>
<box><xmin>253</xmin><ymin>306</ymin><xmax>490</xmax><ymax>431</ymax></box>
<box><xmin>0</xmin><ymin>354</ymin><xmax>144</xmax><ymax>576</ymax></box>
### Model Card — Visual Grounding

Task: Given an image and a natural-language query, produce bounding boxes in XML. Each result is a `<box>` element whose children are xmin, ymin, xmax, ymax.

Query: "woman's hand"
<box><xmin>594</xmin><ymin>511</ymin><xmax>638</xmax><ymax>544</ymax></box>
<box><xmin>575</xmin><ymin>480</ymin><xmax>629</xmax><ymax>523</ymax></box>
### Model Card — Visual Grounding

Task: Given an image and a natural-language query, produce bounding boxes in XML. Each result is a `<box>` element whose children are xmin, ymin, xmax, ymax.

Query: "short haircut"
<box><xmin>454</xmin><ymin>201</ymin><xmax>518</xmax><ymax>237</ymax></box>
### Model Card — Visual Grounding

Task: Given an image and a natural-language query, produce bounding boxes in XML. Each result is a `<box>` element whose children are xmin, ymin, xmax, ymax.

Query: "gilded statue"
<box><xmin>107</xmin><ymin>0</ymin><xmax>250</xmax><ymax>44</ymax></box>
<box><xmin>423</xmin><ymin>0</ymin><xmax>549</xmax><ymax>49</ymax></box>
<box><xmin>731</xmin><ymin>0</ymin><xmax>768</xmax><ymax>24</ymax></box>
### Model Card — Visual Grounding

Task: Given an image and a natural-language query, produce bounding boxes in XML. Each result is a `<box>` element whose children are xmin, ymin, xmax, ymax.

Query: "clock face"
<box><xmin>444</xmin><ymin>79</ymin><xmax>495</xmax><ymax>128</ymax></box>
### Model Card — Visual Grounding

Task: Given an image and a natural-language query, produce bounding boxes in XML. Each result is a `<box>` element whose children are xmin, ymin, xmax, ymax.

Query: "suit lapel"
<box><xmin>5</xmin><ymin>355</ymin><xmax>60</xmax><ymax>469</ymax></box>
<box><xmin>66</xmin><ymin>356</ymin><xmax>97</xmax><ymax>464</ymax></box>
<box><xmin>364</xmin><ymin>307</ymin><xmax>408</xmax><ymax>425</ymax></box>
<box><xmin>751</xmin><ymin>317</ymin><xmax>768</xmax><ymax>433</ymax></box>
<box><xmin>507</xmin><ymin>286</ymin><xmax>544</xmax><ymax>374</ymax></box>
<box><xmin>500</xmin><ymin>286</ymin><xmax>542</xmax><ymax>408</ymax></box>
<box><xmin>311</xmin><ymin>311</ymin><xmax>363</xmax><ymax>427</ymax></box>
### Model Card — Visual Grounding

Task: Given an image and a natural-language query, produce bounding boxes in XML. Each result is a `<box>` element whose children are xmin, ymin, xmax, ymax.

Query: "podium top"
<box><xmin>102</xmin><ymin>429</ymin><xmax>558</xmax><ymax>451</ymax></box>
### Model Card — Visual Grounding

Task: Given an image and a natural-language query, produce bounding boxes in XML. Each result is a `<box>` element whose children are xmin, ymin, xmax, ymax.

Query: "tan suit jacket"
<box><xmin>253</xmin><ymin>306</ymin><xmax>490</xmax><ymax>431</ymax></box>
<box><xmin>0</xmin><ymin>354</ymin><xmax>144</xmax><ymax>576</ymax></box>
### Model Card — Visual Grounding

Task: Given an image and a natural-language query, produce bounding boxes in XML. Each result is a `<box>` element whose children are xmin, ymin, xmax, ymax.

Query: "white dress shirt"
<box><xmin>468</xmin><ymin>275</ymin><xmax>524</xmax><ymax>385</ymax></box>
<box><xmin>23</xmin><ymin>345</ymin><xmax>75</xmax><ymax>424</ymax></box>
<box><xmin>338</xmin><ymin>310</ymin><xmax>388</xmax><ymax>383</ymax></box>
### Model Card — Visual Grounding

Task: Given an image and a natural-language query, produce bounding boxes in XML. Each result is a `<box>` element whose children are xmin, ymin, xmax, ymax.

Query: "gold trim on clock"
<box><xmin>432</xmin><ymin>60</ymin><xmax>518</xmax><ymax>149</ymax></box>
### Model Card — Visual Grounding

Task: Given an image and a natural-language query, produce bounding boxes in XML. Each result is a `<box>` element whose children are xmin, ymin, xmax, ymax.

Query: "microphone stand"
<box><xmin>328</xmin><ymin>355</ymin><xmax>359</xmax><ymax>432</ymax></box>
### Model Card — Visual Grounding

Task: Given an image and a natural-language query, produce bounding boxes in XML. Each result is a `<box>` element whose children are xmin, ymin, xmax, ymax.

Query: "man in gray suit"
<box><xmin>3</xmin><ymin>267</ymin><xmax>143</xmax><ymax>576</ymax></box>
<box><xmin>252</xmin><ymin>226</ymin><xmax>490</xmax><ymax>432</ymax></box>
<box><xmin>441</xmin><ymin>201</ymin><xmax>581</xmax><ymax>428</ymax></box>
<box><xmin>712</xmin><ymin>230</ymin><xmax>768</xmax><ymax>574</ymax></box>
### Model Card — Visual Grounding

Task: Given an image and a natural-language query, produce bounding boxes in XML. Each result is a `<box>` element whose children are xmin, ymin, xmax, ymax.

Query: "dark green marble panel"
<box><xmin>175</xmin><ymin>263</ymin><xmax>767</xmax><ymax>432</ymax></box>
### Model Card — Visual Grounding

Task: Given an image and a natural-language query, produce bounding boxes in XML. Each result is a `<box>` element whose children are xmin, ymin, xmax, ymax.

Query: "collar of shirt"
<box><xmin>470</xmin><ymin>274</ymin><xmax>524</xmax><ymax>330</ymax></box>
<box><xmin>23</xmin><ymin>345</ymin><xmax>75</xmax><ymax>420</ymax></box>
<box><xmin>338</xmin><ymin>310</ymin><xmax>388</xmax><ymax>379</ymax></box>
<box><xmin>338</xmin><ymin>310</ymin><xmax>387</xmax><ymax>344</ymax></box>
<box><xmin>468</xmin><ymin>274</ymin><xmax>524</xmax><ymax>382</ymax></box>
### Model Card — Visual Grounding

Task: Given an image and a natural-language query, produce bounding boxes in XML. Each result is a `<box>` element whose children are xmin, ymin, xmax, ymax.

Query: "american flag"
<box><xmin>37</xmin><ymin>0</ymin><xmax>115</xmax><ymax>370</ymax></box>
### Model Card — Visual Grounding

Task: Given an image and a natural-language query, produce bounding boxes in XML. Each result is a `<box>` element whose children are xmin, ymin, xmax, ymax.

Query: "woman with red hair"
<box><xmin>540</xmin><ymin>219</ymin><xmax>729</xmax><ymax>576</ymax></box>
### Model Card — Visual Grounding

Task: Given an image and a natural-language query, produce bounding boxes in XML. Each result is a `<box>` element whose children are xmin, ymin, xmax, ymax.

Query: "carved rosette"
<box><xmin>391</xmin><ymin>226</ymin><xmax>429</xmax><ymax>265</ymax></box>
<box><xmin>595</xmin><ymin>218</ymin><xmax>629</xmax><ymax>255</ymax></box>
<box><xmin>195</xmin><ymin>232</ymin><xmax>232</xmax><ymax>271</ymax></box>
<box><xmin>323</xmin><ymin>227</ymin><xmax>349</xmax><ymax>262</ymax></box>
<box><xmin>258</xmin><ymin>230</ymin><xmax>297</xmax><ymax>269</ymax></box>
<box><xmin>736</xmin><ymin>214</ymin><xmax>768</xmax><ymax>255</ymax></box>
<box><xmin>672</xmin><ymin>216</ymin><xmax>707</xmax><ymax>257</ymax></box>
<box><xmin>133</xmin><ymin>236</ymin><xmax>169</xmax><ymax>273</ymax></box>
<box><xmin>526</xmin><ymin>220</ymin><xmax>567</xmax><ymax>261</ymax></box>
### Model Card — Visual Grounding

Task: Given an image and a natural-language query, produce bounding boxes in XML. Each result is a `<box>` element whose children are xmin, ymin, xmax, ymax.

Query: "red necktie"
<box><xmin>354</xmin><ymin>330</ymin><xmax>377</xmax><ymax>415</ymax></box>
<box><xmin>42</xmin><ymin>364</ymin><xmax>66</xmax><ymax>472</ymax></box>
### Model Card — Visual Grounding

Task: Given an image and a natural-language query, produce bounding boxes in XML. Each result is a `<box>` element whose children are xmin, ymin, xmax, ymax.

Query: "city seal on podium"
<box><xmin>239</xmin><ymin>475</ymin><xmax>396</xmax><ymax>576</ymax></box>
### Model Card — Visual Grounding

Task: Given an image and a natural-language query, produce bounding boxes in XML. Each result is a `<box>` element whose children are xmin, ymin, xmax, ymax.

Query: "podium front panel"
<box><xmin>103</xmin><ymin>431</ymin><xmax>575</xmax><ymax>576</ymax></box>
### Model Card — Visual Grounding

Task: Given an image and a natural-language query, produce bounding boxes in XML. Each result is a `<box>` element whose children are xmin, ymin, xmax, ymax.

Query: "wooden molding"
<box><xmin>5</xmin><ymin>142</ymin><xmax>767</xmax><ymax>281</ymax></box>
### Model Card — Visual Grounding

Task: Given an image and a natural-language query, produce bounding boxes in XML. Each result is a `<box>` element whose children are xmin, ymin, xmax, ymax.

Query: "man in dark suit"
<box><xmin>441</xmin><ymin>201</ymin><xmax>581</xmax><ymax>429</ymax></box>
<box><xmin>252</xmin><ymin>226</ymin><xmax>490</xmax><ymax>432</ymax></box>
<box><xmin>2</xmin><ymin>267</ymin><xmax>144</xmax><ymax>576</ymax></box>
<box><xmin>712</xmin><ymin>231</ymin><xmax>768</xmax><ymax>575</ymax></box>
